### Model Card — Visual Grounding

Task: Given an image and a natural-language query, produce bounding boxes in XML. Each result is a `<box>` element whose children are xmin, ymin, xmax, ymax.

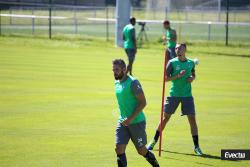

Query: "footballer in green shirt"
<box><xmin>162</xmin><ymin>20</ymin><xmax>177</xmax><ymax>60</ymax></box>
<box><xmin>147</xmin><ymin>43</ymin><xmax>203</xmax><ymax>156</ymax></box>
<box><xmin>112</xmin><ymin>59</ymin><xmax>160</xmax><ymax>167</ymax></box>
<box><xmin>123</xmin><ymin>17</ymin><xmax>137</xmax><ymax>75</ymax></box>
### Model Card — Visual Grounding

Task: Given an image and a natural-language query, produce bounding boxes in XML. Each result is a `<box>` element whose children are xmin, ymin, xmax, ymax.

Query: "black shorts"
<box><xmin>166</xmin><ymin>47</ymin><xmax>176</xmax><ymax>60</ymax></box>
<box><xmin>164</xmin><ymin>96</ymin><xmax>195</xmax><ymax>116</ymax></box>
<box><xmin>125</xmin><ymin>49</ymin><xmax>136</xmax><ymax>63</ymax></box>
<box><xmin>116</xmin><ymin>121</ymin><xmax>147</xmax><ymax>149</ymax></box>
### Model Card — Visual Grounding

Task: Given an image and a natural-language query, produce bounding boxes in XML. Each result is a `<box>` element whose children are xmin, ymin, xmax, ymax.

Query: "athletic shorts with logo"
<box><xmin>116</xmin><ymin>121</ymin><xmax>147</xmax><ymax>149</ymax></box>
<box><xmin>164</xmin><ymin>96</ymin><xmax>195</xmax><ymax>116</ymax></box>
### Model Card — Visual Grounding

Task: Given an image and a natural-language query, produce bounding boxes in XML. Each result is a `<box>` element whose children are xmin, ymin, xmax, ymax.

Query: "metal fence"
<box><xmin>0</xmin><ymin>2</ymin><xmax>250</xmax><ymax>43</ymax></box>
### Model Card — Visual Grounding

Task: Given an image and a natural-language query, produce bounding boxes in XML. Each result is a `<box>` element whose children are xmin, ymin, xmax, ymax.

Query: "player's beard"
<box><xmin>114</xmin><ymin>71</ymin><xmax>125</xmax><ymax>80</ymax></box>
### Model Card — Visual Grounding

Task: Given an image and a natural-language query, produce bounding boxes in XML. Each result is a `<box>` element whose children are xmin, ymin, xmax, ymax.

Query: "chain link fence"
<box><xmin>0</xmin><ymin>2</ymin><xmax>250</xmax><ymax>43</ymax></box>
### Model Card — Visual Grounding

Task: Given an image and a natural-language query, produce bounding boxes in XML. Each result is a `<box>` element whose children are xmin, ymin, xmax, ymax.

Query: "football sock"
<box><xmin>117</xmin><ymin>153</ymin><xmax>127</xmax><ymax>167</ymax></box>
<box><xmin>154</xmin><ymin>130</ymin><xmax>160</xmax><ymax>142</ymax></box>
<box><xmin>192</xmin><ymin>135</ymin><xmax>199</xmax><ymax>148</ymax></box>
<box><xmin>144</xmin><ymin>151</ymin><xmax>160</xmax><ymax>167</ymax></box>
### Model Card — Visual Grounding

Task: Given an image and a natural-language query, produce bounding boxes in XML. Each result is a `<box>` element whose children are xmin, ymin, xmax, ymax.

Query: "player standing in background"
<box><xmin>147</xmin><ymin>43</ymin><xmax>203</xmax><ymax>156</ymax></box>
<box><xmin>162</xmin><ymin>20</ymin><xmax>177</xmax><ymax>60</ymax></box>
<box><xmin>112</xmin><ymin>59</ymin><xmax>160</xmax><ymax>167</ymax></box>
<box><xmin>123</xmin><ymin>17</ymin><xmax>137</xmax><ymax>75</ymax></box>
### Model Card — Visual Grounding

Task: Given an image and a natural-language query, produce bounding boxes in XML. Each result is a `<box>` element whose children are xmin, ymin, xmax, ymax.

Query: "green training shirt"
<box><xmin>166</xmin><ymin>28</ymin><xmax>176</xmax><ymax>48</ymax></box>
<box><xmin>123</xmin><ymin>24</ymin><xmax>136</xmax><ymax>49</ymax></box>
<box><xmin>166</xmin><ymin>57</ymin><xmax>195</xmax><ymax>97</ymax></box>
<box><xmin>115</xmin><ymin>76</ymin><xmax>145</xmax><ymax>124</ymax></box>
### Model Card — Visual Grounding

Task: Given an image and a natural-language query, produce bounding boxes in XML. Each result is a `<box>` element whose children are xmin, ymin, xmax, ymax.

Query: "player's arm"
<box><xmin>165</xmin><ymin>62</ymin><xmax>186</xmax><ymax>82</ymax></box>
<box><xmin>162</xmin><ymin>35</ymin><xmax>166</xmax><ymax>45</ymax></box>
<box><xmin>122</xmin><ymin>80</ymin><xmax>146</xmax><ymax>126</ymax></box>
<box><xmin>131</xmin><ymin>28</ymin><xmax>137</xmax><ymax>50</ymax></box>
<box><xmin>122</xmin><ymin>32</ymin><xmax>125</xmax><ymax>41</ymax></box>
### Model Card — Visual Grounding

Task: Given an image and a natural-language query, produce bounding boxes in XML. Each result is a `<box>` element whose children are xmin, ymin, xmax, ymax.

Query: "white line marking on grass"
<box><xmin>87</xmin><ymin>17</ymin><xmax>250</xmax><ymax>26</ymax></box>
<box><xmin>0</xmin><ymin>14</ymin><xmax>68</xmax><ymax>19</ymax></box>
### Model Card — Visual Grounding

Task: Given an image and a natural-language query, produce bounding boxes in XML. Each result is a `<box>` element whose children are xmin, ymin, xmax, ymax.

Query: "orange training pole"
<box><xmin>158</xmin><ymin>50</ymin><xmax>168</xmax><ymax>156</ymax></box>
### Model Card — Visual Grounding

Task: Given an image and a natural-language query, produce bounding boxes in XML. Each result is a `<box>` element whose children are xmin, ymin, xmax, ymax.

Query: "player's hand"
<box><xmin>186</xmin><ymin>76</ymin><xmax>194</xmax><ymax>83</ymax></box>
<box><xmin>178</xmin><ymin>70</ymin><xmax>186</xmax><ymax>78</ymax></box>
<box><xmin>162</xmin><ymin>36</ymin><xmax>166</xmax><ymax>45</ymax></box>
<box><xmin>162</xmin><ymin>35</ymin><xmax>166</xmax><ymax>41</ymax></box>
<box><xmin>122</xmin><ymin>118</ymin><xmax>131</xmax><ymax>126</ymax></box>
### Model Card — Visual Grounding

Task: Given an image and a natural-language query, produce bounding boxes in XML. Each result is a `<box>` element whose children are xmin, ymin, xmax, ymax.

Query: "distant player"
<box><xmin>162</xmin><ymin>20</ymin><xmax>177</xmax><ymax>60</ymax></box>
<box><xmin>112</xmin><ymin>59</ymin><xmax>160</xmax><ymax>167</ymax></box>
<box><xmin>123</xmin><ymin>17</ymin><xmax>137</xmax><ymax>75</ymax></box>
<box><xmin>147</xmin><ymin>43</ymin><xmax>203</xmax><ymax>155</ymax></box>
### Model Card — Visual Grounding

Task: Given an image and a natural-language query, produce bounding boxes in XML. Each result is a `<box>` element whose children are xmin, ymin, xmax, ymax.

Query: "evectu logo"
<box><xmin>221</xmin><ymin>150</ymin><xmax>250</xmax><ymax>160</ymax></box>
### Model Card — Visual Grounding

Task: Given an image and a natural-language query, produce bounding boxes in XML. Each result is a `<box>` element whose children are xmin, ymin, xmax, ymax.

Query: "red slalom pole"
<box><xmin>158</xmin><ymin>50</ymin><xmax>168</xmax><ymax>156</ymax></box>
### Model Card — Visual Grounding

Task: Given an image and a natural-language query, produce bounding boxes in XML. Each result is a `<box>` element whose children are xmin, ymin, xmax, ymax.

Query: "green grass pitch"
<box><xmin>0</xmin><ymin>36</ymin><xmax>250</xmax><ymax>167</ymax></box>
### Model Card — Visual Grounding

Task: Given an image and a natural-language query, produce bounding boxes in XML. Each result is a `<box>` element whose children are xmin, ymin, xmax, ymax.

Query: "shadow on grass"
<box><xmin>156</xmin><ymin>149</ymin><xmax>241</xmax><ymax>162</ymax></box>
<box><xmin>163</xmin><ymin>156</ymin><xmax>216</xmax><ymax>166</ymax></box>
<box><xmin>161</xmin><ymin>150</ymin><xmax>220</xmax><ymax>160</ymax></box>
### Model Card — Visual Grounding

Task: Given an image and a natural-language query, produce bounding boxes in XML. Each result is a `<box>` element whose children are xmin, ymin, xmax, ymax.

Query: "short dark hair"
<box><xmin>180</xmin><ymin>43</ymin><xmax>187</xmax><ymax>49</ymax></box>
<box><xmin>163</xmin><ymin>20</ymin><xmax>170</xmax><ymax>25</ymax></box>
<box><xmin>112</xmin><ymin>59</ymin><xmax>126</xmax><ymax>69</ymax></box>
<box><xmin>130</xmin><ymin>17</ymin><xmax>136</xmax><ymax>23</ymax></box>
